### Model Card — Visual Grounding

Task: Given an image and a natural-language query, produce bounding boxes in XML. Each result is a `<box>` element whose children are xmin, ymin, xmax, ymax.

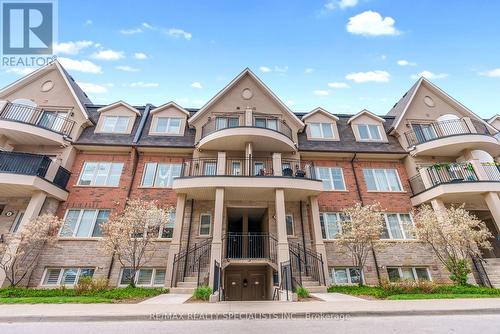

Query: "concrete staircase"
<box><xmin>483</xmin><ymin>258</ymin><xmax>500</xmax><ymax>288</ymax></box>
<box><xmin>170</xmin><ymin>275</ymin><xmax>198</xmax><ymax>294</ymax></box>
<box><xmin>300</xmin><ymin>276</ymin><xmax>327</xmax><ymax>293</ymax></box>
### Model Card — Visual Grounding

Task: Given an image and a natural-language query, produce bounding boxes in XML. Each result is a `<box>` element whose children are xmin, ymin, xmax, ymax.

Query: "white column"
<box><xmin>484</xmin><ymin>192</ymin><xmax>500</xmax><ymax>234</ymax></box>
<box><xmin>165</xmin><ymin>194</ymin><xmax>186</xmax><ymax>287</ymax></box>
<box><xmin>245</xmin><ymin>142</ymin><xmax>253</xmax><ymax>176</ymax></box>
<box><xmin>245</xmin><ymin>107</ymin><xmax>253</xmax><ymax>126</ymax></box>
<box><xmin>216</xmin><ymin>152</ymin><xmax>226</xmax><ymax>176</ymax></box>
<box><xmin>275</xmin><ymin>189</ymin><xmax>290</xmax><ymax>276</ymax></box>
<box><xmin>209</xmin><ymin>188</ymin><xmax>224</xmax><ymax>288</ymax></box>
<box><xmin>309</xmin><ymin>196</ymin><xmax>330</xmax><ymax>286</ymax></box>
<box><xmin>272</xmin><ymin>153</ymin><xmax>282</xmax><ymax>176</ymax></box>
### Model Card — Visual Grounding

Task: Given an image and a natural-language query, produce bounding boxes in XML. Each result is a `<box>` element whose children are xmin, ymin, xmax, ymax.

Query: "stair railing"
<box><xmin>288</xmin><ymin>242</ymin><xmax>326</xmax><ymax>286</ymax></box>
<box><xmin>171</xmin><ymin>238</ymin><xmax>212</xmax><ymax>287</ymax></box>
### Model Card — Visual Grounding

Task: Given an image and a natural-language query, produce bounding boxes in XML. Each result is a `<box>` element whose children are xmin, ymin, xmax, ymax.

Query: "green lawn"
<box><xmin>328</xmin><ymin>284</ymin><xmax>500</xmax><ymax>300</ymax></box>
<box><xmin>0</xmin><ymin>286</ymin><xmax>168</xmax><ymax>304</ymax></box>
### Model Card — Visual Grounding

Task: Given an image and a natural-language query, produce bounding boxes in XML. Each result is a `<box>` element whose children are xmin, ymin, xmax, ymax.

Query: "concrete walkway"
<box><xmin>139</xmin><ymin>294</ymin><xmax>191</xmax><ymax>304</ymax></box>
<box><xmin>311</xmin><ymin>293</ymin><xmax>365</xmax><ymax>302</ymax></box>
<box><xmin>1</xmin><ymin>298</ymin><xmax>500</xmax><ymax>322</ymax></box>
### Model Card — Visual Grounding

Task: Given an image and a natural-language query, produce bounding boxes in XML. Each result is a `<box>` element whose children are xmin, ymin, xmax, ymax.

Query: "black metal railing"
<box><xmin>180</xmin><ymin>158</ymin><xmax>218</xmax><ymax>177</ymax></box>
<box><xmin>213</xmin><ymin>260</ymin><xmax>223</xmax><ymax>301</ymax></box>
<box><xmin>171</xmin><ymin>238</ymin><xmax>212</xmax><ymax>287</ymax></box>
<box><xmin>279</xmin><ymin>260</ymin><xmax>292</xmax><ymax>301</ymax></box>
<box><xmin>281</xmin><ymin>158</ymin><xmax>316</xmax><ymax>179</ymax></box>
<box><xmin>404</xmin><ymin>118</ymin><xmax>490</xmax><ymax>147</ymax></box>
<box><xmin>223</xmin><ymin>232</ymin><xmax>277</xmax><ymax>263</ymax></box>
<box><xmin>427</xmin><ymin>162</ymin><xmax>478</xmax><ymax>186</ymax></box>
<box><xmin>409</xmin><ymin>173</ymin><xmax>426</xmax><ymax>195</ymax></box>
<box><xmin>200</xmin><ymin>117</ymin><xmax>293</xmax><ymax>140</ymax></box>
<box><xmin>481</xmin><ymin>163</ymin><xmax>500</xmax><ymax>181</ymax></box>
<box><xmin>472</xmin><ymin>256</ymin><xmax>492</xmax><ymax>288</ymax></box>
<box><xmin>288</xmin><ymin>242</ymin><xmax>326</xmax><ymax>287</ymax></box>
<box><xmin>0</xmin><ymin>151</ymin><xmax>51</xmax><ymax>177</ymax></box>
<box><xmin>53</xmin><ymin>166</ymin><xmax>71</xmax><ymax>189</ymax></box>
<box><xmin>0</xmin><ymin>103</ymin><xmax>75</xmax><ymax>137</ymax></box>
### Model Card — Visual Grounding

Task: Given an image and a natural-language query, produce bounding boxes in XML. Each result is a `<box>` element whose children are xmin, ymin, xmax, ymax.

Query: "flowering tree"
<box><xmin>337</xmin><ymin>203</ymin><xmax>386</xmax><ymax>285</ymax></box>
<box><xmin>100</xmin><ymin>199</ymin><xmax>174</xmax><ymax>287</ymax></box>
<box><xmin>412</xmin><ymin>205</ymin><xmax>492</xmax><ymax>285</ymax></box>
<box><xmin>0</xmin><ymin>214</ymin><xmax>63</xmax><ymax>287</ymax></box>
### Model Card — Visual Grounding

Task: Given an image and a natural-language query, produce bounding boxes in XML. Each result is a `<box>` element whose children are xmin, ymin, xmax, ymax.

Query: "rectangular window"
<box><xmin>203</xmin><ymin>161</ymin><xmax>217</xmax><ymax>176</ymax></box>
<box><xmin>10</xmin><ymin>211</ymin><xmax>24</xmax><ymax>233</ymax></box>
<box><xmin>216</xmin><ymin>117</ymin><xmax>239</xmax><ymax>130</ymax></box>
<box><xmin>320</xmin><ymin>213</ymin><xmax>348</xmax><ymax>240</ymax></box>
<box><xmin>155</xmin><ymin>117</ymin><xmax>182</xmax><ymax>134</ymax></box>
<box><xmin>358</xmin><ymin>124</ymin><xmax>382</xmax><ymax>141</ymax></box>
<box><xmin>199</xmin><ymin>214</ymin><xmax>212</xmax><ymax>236</ymax></box>
<box><xmin>316</xmin><ymin>167</ymin><xmax>346</xmax><ymax>191</ymax></box>
<box><xmin>254</xmin><ymin>161</ymin><xmax>265</xmax><ymax>175</ymax></box>
<box><xmin>254</xmin><ymin>118</ymin><xmax>278</xmax><ymax>130</ymax></box>
<box><xmin>119</xmin><ymin>268</ymin><xmax>166</xmax><ymax>286</ymax></box>
<box><xmin>363</xmin><ymin>168</ymin><xmax>402</xmax><ymax>192</ymax></box>
<box><xmin>141</xmin><ymin>163</ymin><xmax>182</xmax><ymax>188</ymax></box>
<box><xmin>331</xmin><ymin>267</ymin><xmax>361</xmax><ymax>285</ymax></box>
<box><xmin>386</xmin><ymin>267</ymin><xmax>431</xmax><ymax>282</ymax></box>
<box><xmin>41</xmin><ymin>267</ymin><xmax>95</xmax><ymax>286</ymax></box>
<box><xmin>382</xmin><ymin>213</ymin><xmax>414</xmax><ymax>240</ymax></box>
<box><xmin>286</xmin><ymin>214</ymin><xmax>294</xmax><ymax>236</ymax></box>
<box><xmin>78</xmin><ymin>162</ymin><xmax>123</xmax><ymax>186</ymax></box>
<box><xmin>60</xmin><ymin>209</ymin><xmax>110</xmax><ymax>238</ymax></box>
<box><xmin>231</xmin><ymin>161</ymin><xmax>241</xmax><ymax>175</ymax></box>
<box><xmin>160</xmin><ymin>211</ymin><xmax>176</xmax><ymax>239</ymax></box>
<box><xmin>101</xmin><ymin>116</ymin><xmax>130</xmax><ymax>133</ymax></box>
<box><xmin>309</xmin><ymin>123</ymin><xmax>334</xmax><ymax>139</ymax></box>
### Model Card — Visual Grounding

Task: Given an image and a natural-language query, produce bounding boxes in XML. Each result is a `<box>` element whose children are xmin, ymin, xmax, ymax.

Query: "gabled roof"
<box><xmin>0</xmin><ymin>60</ymin><xmax>91</xmax><ymax>120</ymax></box>
<box><xmin>302</xmin><ymin>107</ymin><xmax>339</xmax><ymax>121</ymax></box>
<box><xmin>487</xmin><ymin>114</ymin><xmax>500</xmax><ymax>124</ymax></box>
<box><xmin>188</xmin><ymin>68</ymin><xmax>304</xmax><ymax>128</ymax></box>
<box><xmin>151</xmin><ymin>101</ymin><xmax>190</xmax><ymax>116</ymax></box>
<box><xmin>387</xmin><ymin>77</ymin><xmax>496</xmax><ymax>133</ymax></box>
<box><xmin>347</xmin><ymin>109</ymin><xmax>386</xmax><ymax>124</ymax></box>
<box><xmin>97</xmin><ymin>101</ymin><xmax>141</xmax><ymax>115</ymax></box>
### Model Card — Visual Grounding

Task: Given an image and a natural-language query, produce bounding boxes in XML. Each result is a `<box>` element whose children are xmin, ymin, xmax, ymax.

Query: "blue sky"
<box><xmin>2</xmin><ymin>0</ymin><xmax>500</xmax><ymax>117</ymax></box>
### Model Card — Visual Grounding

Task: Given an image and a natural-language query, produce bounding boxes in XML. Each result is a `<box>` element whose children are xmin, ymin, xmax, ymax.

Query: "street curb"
<box><xmin>1</xmin><ymin>308</ymin><xmax>499</xmax><ymax>322</ymax></box>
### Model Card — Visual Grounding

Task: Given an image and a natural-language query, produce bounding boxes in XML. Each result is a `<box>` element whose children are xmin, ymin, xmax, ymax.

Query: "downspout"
<box><xmin>350</xmin><ymin>153</ymin><xmax>381</xmax><ymax>284</ymax></box>
<box><xmin>183</xmin><ymin>199</ymin><xmax>195</xmax><ymax>278</ymax></box>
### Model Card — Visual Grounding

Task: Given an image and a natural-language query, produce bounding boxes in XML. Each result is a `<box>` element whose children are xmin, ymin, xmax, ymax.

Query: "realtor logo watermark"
<box><xmin>1</xmin><ymin>0</ymin><xmax>57</xmax><ymax>67</ymax></box>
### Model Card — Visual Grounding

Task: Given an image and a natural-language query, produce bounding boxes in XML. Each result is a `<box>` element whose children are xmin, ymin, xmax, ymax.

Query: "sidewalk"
<box><xmin>1</xmin><ymin>298</ymin><xmax>500</xmax><ymax>322</ymax></box>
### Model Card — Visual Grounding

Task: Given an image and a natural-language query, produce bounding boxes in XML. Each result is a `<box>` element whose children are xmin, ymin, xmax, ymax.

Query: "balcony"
<box><xmin>173</xmin><ymin>157</ymin><xmax>323</xmax><ymax>200</ymax></box>
<box><xmin>404</xmin><ymin>118</ymin><xmax>500</xmax><ymax>157</ymax></box>
<box><xmin>409</xmin><ymin>162</ymin><xmax>500</xmax><ymax>206</ymax></box>
<box><xmin>197</xmin><ymin>117</ymin><xmax>295</xmax><ymax>152</ymax></box>
<box><xmin>223</xmin><ymin>233</ymin><xmax>278</xmax><ymax>265</ymax></box>
<box><xmin>0</xmin><ymin>102</ymin><xmax>76</xmax><ymax>145</ymax></box>
<box><xmin>0</xmin><ymin>151</ymin><xmax>70</xmax><ymax>200</ymax></box>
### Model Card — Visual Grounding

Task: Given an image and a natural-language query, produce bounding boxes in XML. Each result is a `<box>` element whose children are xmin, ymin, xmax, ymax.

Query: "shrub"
<box><xmin>446</xmin><ymin>259</ymin><xmax>471</xmax><ymax>286</ymax></box>
<box><xmin>75</xmin><ymin>277</ymin><xmax>109</xmax><ymax>294</ymax></box>
<box><xmin>380</xmin><ymin>279</ymin><xmax>437</xmax><ymax>294</ymax></box>
<box><xmin>193</xmin><ymin>285</ymin><xmax>212</xmax><ymax>301</ymax></box>
<box><xmin>295</xmin><ymin>285</ymin><xmax>310</xmax><ymax>298</ymax></box>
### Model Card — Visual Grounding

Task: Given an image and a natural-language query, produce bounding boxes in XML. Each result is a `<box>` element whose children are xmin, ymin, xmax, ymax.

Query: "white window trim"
<box><xmin>387</xmin><ymin>267</ymin><xmax>432</xmax><ymax>282</ymax></box>
<box><xmin>10</xmin><ymin>210</ymin><xmax>25</xmax><ymax>233</ymax></box>
<box><xmin>158</xmin><ymin>212</ymin><xmax>176</xmax><ymax>239</ymax></box>
<box><xmin>316</xmin><ymin>167</ymin><xmax>346</xmax><ymax>191</ymax></box>
<box><xmin>59</xmin><ymin>209</ymin><xmax>109</xmax><ymax>238</ymax></box>
<box><xmin>40</xmin><ymin>267</ymin><xmax>96</xmax><ymax>287</ymax></box>
<box><xmin>309</xmin><ymin>122</ymin><xmax>335</xmax><ymax>139</ymax></box>
<box><xmin>364</xmin><ymin>168</ymin><xmax>403</xmax><ymax>192</ymax></box>
<box><xmin>382</xmin><ymin>213</ymin><xmax>415</xmax><ymax>240</ymax></box>
<box><xmin>118</xmin><ymin>268</ymin><xmax>166</xmax><ymax>287</ymax></box>
<box><xmin>77</xmin><ymin>162</ymin><xmax>124</xmax><ymax>187</ymax></box>
<box><xmin>357</xmin><ymin>124</ymin><xmax>383</xmax><ymax>141</ymax></box>
<box><xmin>199</xmin><ymin>213</ymin><xmax>212</xmax><ymax>236</ymax></box>
<box><xmin>320</xmin><ymin>212</ymin><xmax>345</xmax><ymax>240</ymax></box>
<box><xmin>331</xmin><ymin>267</ymin><xmax>364</xmax><ymax>285</ymax></box>
<box><xmin>286</xmin><ymin>214</ymin><xmax>295</xmax><ymax>236</ymax></box>
<box><xmin>140</xmin><ymin>162</ymin><xmax>182</xmax><ymax>188</ymax></box>
<box><xmin>155</xmin><ymin>117</ymin><xmax>182</xmax><ymax>134</ymax></box>
<box><xmin>101</xmin><ymin>116</ymin><xmax>131</xmax><ymax>133</ymax></box>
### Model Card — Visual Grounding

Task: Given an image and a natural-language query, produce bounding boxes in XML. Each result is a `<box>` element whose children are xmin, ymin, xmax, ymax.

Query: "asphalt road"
<box><xmin>0</xmin><ymin>314</ymin><xmax>499</xmax><ymax>334</ymax></box>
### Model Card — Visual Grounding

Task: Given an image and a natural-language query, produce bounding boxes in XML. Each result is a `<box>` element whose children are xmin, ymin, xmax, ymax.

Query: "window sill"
<box><xmin>137</xmin><ymin>186</ymin><xmax>174</xmax><ymax>189</ymax></box>
<box><xmin>197</xmin><ymin>235</ymin><xmax>212</xmax><ymax>239</ymax></box>
<box><xmin>58</xmin><ymin>237</ymin><xmax>102</xmax><ymax>241</ymax></box>
<box><xmin>322</xmin><ymin>189</ymin><xmax>349</xmax><ymax>192</ymax></box>
<box><xmin>366</xmin><ymin>190</ymin><xmax>407</xmax><ymax>194</ymax></box>
<box><xmin>73</xmin><ymin>185</ymin><xmax>120</xmax><ymax>189</ymax></box>
<box><xmin>155</xmin><ymin>238</ymin><xmax>173</xmax><ymax>242</ymax></box>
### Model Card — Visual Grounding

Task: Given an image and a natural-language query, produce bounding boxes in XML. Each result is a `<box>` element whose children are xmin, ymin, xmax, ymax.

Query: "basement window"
<box><xmin>41</xmin><ymin>268</ymin><xmax>95</xmax><ymax>286</ymax></box>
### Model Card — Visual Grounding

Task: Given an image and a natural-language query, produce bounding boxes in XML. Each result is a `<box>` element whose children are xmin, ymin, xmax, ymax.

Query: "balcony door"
<box><xmin>412</xmin><ymin>124</ymin><xmax>436</xmax><ymax>144</ymax></box>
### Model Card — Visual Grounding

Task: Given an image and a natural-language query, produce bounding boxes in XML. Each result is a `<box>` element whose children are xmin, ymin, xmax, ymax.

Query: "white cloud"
<box><xmin>345</xmin><ymin>70</ymin><xmax>390</xmax><ymax>83</ymax></box>
<box><xmin>120</xmin><ymin>28</ymin><xmax>143</xmax><ymax>35</ymax></box>
<box><xmin>53</xmin><ymin>40</ymin><xmax>93</xmax><ymax>55</ymax></box>
<box><xmin>411</xmin><ymin>70</ymin><xmax>448</xmax><ymax>80</ymax></box>
<box><xmin>191</xmin><ymin>82</ymin><xmax>203</xmax><ymax>89</ymax></box>
<box><xmin>286</xmin><ymin>100</ymin><xmax>295</xmax><ymax>106</ymax></box>
<box><xmin>5</xmin><ymin>67</ymin><xmax>36</xmax><ymax>75</ymax></box>
<box><xmin>167</xmin><ymin>28</ymin><xmax>192</xmax><ymax>40</ymax></box>
<box><xmin>397</xmin><ymin>59</ymin><xmax>416</xmax><ymax>66</ymax></box>
<box><xmin>134</xmin><ymin>52</ymin><xmax>148</xmax><ymax>60</ymax></box>
<box><xmin>77</xmin><ymin>82</ymin><xmax>108</xmax><ymax>94</ymax></box>
<box><xmin>142</xmin><ymin>22</ymin><xmax>155</xmax><ymax>30</ymax></box>
<box><xmin>328</xmin><ymin>82</ymin><xmax>350</xmax><ymax>88</ymax></box>
<box><xmin>313</xmin><ymin>90</ymin><xmax>330</xmax><ymax>96</ymax></box>
<box><xmin>91</xmin><ymin>49</ymin><xmax>124</xmax><ymax>61</ymax></box>
<box><xmin>57</xmin><ymin>57</ymin><xmax>102</xmax><ymax>74</ymax></box>
<box><xmin>84</xmin><ymin>19</ymin><xmax>93</xmax><ymax>26</ymax></box>
<box><xmin>324</xmin><ymin>0</ymin><xmax>358</xmax><ymax>11</ymax></box>
<box><xmin>479</xmin><ymin>68</ymin><xmax>500</xmax><ymax>77</ymax></box>
<box><xmin>304</xmin><ymin>68</ymin><xmax>314</xmax><ymax>74</ymax></box>
<box><xmin>259</xmin><ymin>66</ymin><xmax>271</xmax><ymax>73</ymax></box>
<box><xmin>346</xmin><ymin>11</ymin><xmax>400</xmax><ymax>36</ymax></box>
<box><xmin>258</xmin><ymin>65</ymin><xmax>288</xmax><ymax>73</ymax></box>
<box><xmin>115</xmin><ymin>65</ymin><xmax>139</xmax><ymax>72</ymax></box>
<box><xmin>128</xmin><ymin>81</ymin><xmax>159</xmax><ymax>88</ymax></box>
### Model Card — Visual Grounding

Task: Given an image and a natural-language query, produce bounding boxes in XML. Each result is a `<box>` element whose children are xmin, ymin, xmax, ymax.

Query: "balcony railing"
<box><xmin>0</xmin><ymin>103</ymin><xmax>75</xmax><ymax>137</ymax></box>
<box><xmin>404</xmin><ymin>118</ymin><xmax>490</xmax><ymax>147</ymax></box>
<box><xmin>481</xmin><ymin>163</ymin><xmax>500</xmax><ymax>181</ymax></box>
<box><xmin>223</xmin><ymin>232</ymin><xmax>277</xmax><ymax>263</ymax></box>
<box><xmin>53</xmin><ymin>166</ymin><xmax>72</xmax><ymax>189</ymax></box>
<box><xmin>200</xmin><ymin>117</ymin><xmax>293</xmax><ymax>140</ymax></box>
<box><xmin>179</xmin><ymin>157</ymin><xmax>316</xmax><ymax>179</ymax></box>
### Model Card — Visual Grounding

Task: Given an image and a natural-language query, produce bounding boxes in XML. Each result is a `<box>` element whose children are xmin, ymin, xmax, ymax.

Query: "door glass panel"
<box><xmin>203</xmin><ymin>162</ymin><xmax>217</xmax><ymax>176</ymax></box>
<box><xmin>267</xmin><ymin>119</ymin><xmax>278</xmax><ymax>130</ymax></box>
<box><xmin>216</xmin><ymin>117</ymin><xmax>227</xmax><ymax>130</ymax></box>
<box><xmin>255</xmin><ymin>118</ymin><xmax>266</xmax><ymax>128</ymax></box>
<box><xmin>228</xmin><ymin>118</ymin><xmax>239</xmax><ymax>128</ymax></box>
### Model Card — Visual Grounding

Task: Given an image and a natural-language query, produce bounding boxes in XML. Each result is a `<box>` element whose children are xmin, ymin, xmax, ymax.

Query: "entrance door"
<box><xmin>225</xmin><ymin>272</ymin><xmax>242</xmax><ymax>301</ymax></box>
<box><xmin>224</xmin><ymin>266</ymin><xmax>268</xmax><ymax>301</ymax></box>
<box><xmin>246</xmin><ymin>272</ymin><xmax>266</xmax><ymax>301</ymax></box>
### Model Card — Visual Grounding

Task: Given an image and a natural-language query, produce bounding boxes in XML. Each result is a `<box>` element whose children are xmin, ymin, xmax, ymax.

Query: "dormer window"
<box><xmin>310</xmin><ymin>123</ymin><xmax>334</xmax><ymax>139</ymax></box>
<box><xmin>155</xmin><ymin>117</ymin><xmax>182</xmax><ymax>134</ymax></box>
<box><xmin>357</xmin><ymin>124</ymin><xmax>382</xmax><ymax>141</ymax></box>
<box><xmin>101</xmin><ymin>116</ymin><xmax>130</xmax><ymax>133</ymax></box>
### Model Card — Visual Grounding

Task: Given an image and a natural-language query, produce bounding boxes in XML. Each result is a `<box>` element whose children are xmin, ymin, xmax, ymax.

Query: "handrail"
<box><xmin>471</xmin><ymin>256</ymin><xmax>492</xmax><ymax>288</ymax></box>
<box><xmin>0</xmin><ymin>102</ymin><xmax>75</xmax><ymax>137</ymax></box>
<box><xmin>223</xmin><ymin>232</ymin><xmax>278</xmax><ymax>263</ymax></box>
<box><xmin>200</xmin><ymin>117</ymin><xmax>293</xmax><ymax>140</ymax></box>
<box><xmin>0</xmin><ymin>151</ymin><xmax>51</xmax><ymax>178</ymax></box>
<box><xmin>289</xmin><ymin>242</ymin><xmax>326</xmax><ymax>286</ymax></box>
<box><xmin>171</xmin><ymin>238</ymin><xmax>212</xmax><ymax>287</ymax></box>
